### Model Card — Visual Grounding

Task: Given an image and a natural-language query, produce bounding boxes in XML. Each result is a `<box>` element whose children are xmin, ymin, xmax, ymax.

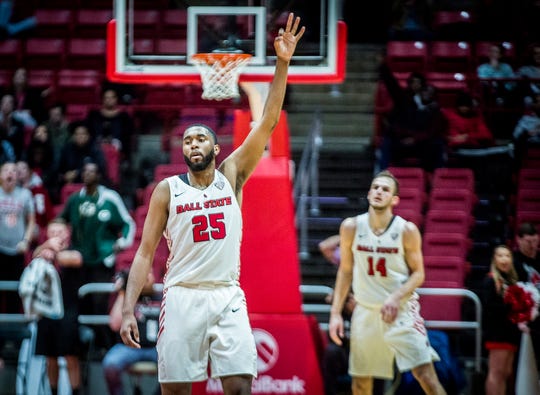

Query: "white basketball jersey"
<box><xmin>163</xmin><ymin>171</ymin><xmax>242</xmax><ymax>289</ymax></box>
<box><xmin>352</xmin><ymin>213</ymin><xmax>414</xmax><ymax>307</ymax></box>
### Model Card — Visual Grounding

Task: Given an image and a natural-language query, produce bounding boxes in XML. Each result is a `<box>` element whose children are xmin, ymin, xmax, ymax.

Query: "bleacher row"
<box><xmin>375</xmin><ymin>38</ymin><xmax>539</xmax><ymax>143</ymax></box>
<box><xmin>385</xmin><ymin>146</ymin><xmax>540</xmax><ymax>317</ymax></box>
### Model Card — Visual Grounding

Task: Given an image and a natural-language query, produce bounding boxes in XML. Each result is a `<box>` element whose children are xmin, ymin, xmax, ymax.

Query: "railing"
<box><xmin>293</xmin><ymin>111</ymin><xmax>323</xmax><ymax>260</ymax></box>
<box><xmin>299</xmin><ymin>284</ymin><xmax>483</xmax><ymax>373</ymax></box>
<box><xmin>0</xmin><ymin>281</ymin><xmax>41</xmax><ymax>395</ymax></box>
<box><xmin>77</xmin><ymin>282</ymin><xmax>164</xmax><ymax>325</ymax></box>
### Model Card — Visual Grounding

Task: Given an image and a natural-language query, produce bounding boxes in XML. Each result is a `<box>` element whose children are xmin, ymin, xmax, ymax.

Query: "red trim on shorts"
<box><xmin>485</xmin><ymin>341</ymin><xmax>518</xmax><ymax>351</ymax></box>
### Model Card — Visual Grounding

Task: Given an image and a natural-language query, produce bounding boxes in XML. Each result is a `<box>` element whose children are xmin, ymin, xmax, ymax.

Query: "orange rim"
<box><xmin>192</xmin><ymin>53</ymin><xmax>252</xmax><ymax>65</ymax></box>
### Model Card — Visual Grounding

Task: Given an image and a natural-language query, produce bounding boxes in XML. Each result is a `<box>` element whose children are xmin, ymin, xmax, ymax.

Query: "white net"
<box><xmin>192</xmin><ymin>53</ymin><xmax>252</xmax><ymax>101</ymax></box>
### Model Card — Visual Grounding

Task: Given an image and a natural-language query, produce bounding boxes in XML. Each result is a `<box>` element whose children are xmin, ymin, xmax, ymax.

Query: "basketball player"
<box><xmin>119</xmin><ymin>13</ymin><xmax>304</xmax><ymax>395</ymax></box>
<box><xmin>328</xmin><ymin>170</ymin><xmax>447</xmax><ymax>395</ymax></box>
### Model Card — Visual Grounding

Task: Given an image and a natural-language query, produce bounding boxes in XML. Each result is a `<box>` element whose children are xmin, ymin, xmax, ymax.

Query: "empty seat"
<box><xmin>73</xmin><ymin>9</ymin><xmax>113</xmax><ymax>38</ymax></box>
<box><xmin>143</xmin><ymin>84</ymin><xmax>187</xmax><ymax>106</ymax></box>
<box><xmin>396</xmin><ymin>187</ymin><xmax>426</xmax><ymax>213</ymax></box>
<box><xmin>24</xmin><ymin>38</ymin><xmax>66</xmax><ymax>69</ymax></box>
<box><xmin>429</xmin><ymin>41</ymin><xmax>472</xmax><ymax>73</ymax></box>
<box><xmin>133</xmin><ymin>38</ymin><xmax>155</xmax><ymax>55</ymax></box>
<box><xmin>517</xmin><ymin>168</ymin><xmax>540</xmax><ymax>190</ymax></box>
<box><xmin>0</xmin><ymin>69</ymin><xmax>11</xmax><ymax>86</ymax></box>
<box><xmin>425</xmin><ymin>72</ymin><xmax>470</xmax><ymax>107</ymax></box>
<box><xmin>160</xmin><ymin>9</ymin><xmax>188</xmax><ymax>38</ymax></box>
<box><xmin>431</xmin><ymin>167</ymin><xmax>475</xmax><ymax>191</ymax></box>
<box><xmin>515</xmin><ymin>188</ymin><xmax>540</xmax><ymax>212</ymax></box>
<box><xmin>419</xmin><ymin>280</ymin><xmax>463</xmax><ymax>322</ymax></box>
<box><xmin>153</xmin><ymin>163</ymin><xmax>189</xmax><ymax>181</ymax></box>
<box><xmin>424</xmin><ymin>209</ymin><xmax>473</xmax><ymax>235</ymax></box>
<box><xmin>423</xmin><ymin>232</ymin><xmax>471</xmax><ymax>259</ymax></box>
<box><xmin>393</xmin><ymin>207</ymin><xmax>424</xmax><ymax>230</ymax></box>
<box><xmin>431</xmin><ymin>10</ymin><xmax>476</xmax><ymax>40</ymax></box>
<box><xmin>428</xmin><ymin>188</ymin><xmax>476</xmax><ymax>213</ymax></box>
<box><xmin>132</xmin><ymin>10</ymin><xmax>160</xmax><ymax>38</ymax></box>
<box><xmin>27</xmin><ymin>69</ymin><xmax>56</xmax><ymax>90</ymax></box>
<box><xmin>65</xmin><ymin>104</ymin><xmax>90</xmax><ymax>122</ymax></box>
<box><xmin>385</xmin><ymin>41</ymin><xmax>428</xmax><ymax>73</ymax></box>
<box><xmin>386</xmin><ymin>166</ymin><xmax>427</xmax><ymax>192</ymax></box>
<box><xmin>65</xmin><ymin>38</ymin><xmax>107</xmax><ymax>70</ymax></box>
<box><xmin>424</xmin><ymin>255</ymin><xmax>467</xmax><ymax>286</ymax></box>
<box><xmin>60</xmin><ymin>183</ymin><xmax>84</xmax><ymax>203</ymax></box>
<box><xmin>56</xmin><ymin>69</ymin><xmax>102</xmax><ymax>104</ymax></box>
<box><xmin>101</xmin><ymin>142</ymin><xmax>120</xmax><ymax>186</ymax></box>
<box><xmin>35</xmin><ymin>9</ymin><xmax>73</xmax><ymax>37</ymax></box>
<box><xmin>0</xmin><ymin>39</ymin><xmax>23</xmax><ymax>69</ymax></box>
<box><xmin>155</xmin><ymin>38</ymin><xmax>187</xmax><ymax>56</ymax></box>
<box><xmin>180</xmin><ymin>107</ymin><xmax>220</xmax><ymax>130</ymax></box>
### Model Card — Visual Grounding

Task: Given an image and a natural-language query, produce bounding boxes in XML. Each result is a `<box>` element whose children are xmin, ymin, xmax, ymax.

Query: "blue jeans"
<box><xmin>102</xmin><ymin>343</ymin><xmax>158</xmax><ymax>395</ymax></box>
<box><xmin>0</xmin><ymin>1</ymin><xmax>37</xmax><ymax>36</ymax></box>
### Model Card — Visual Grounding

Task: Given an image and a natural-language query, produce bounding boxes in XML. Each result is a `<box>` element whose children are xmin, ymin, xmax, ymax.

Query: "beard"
<box><xmin>184</xmin><ymin>149</ymin><xmax>215</xmax><ymax>172</ymax></box>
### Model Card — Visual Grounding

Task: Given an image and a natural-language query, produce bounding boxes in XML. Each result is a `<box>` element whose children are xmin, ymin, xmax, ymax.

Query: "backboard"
<box><xmin>107</xmin><ymin>0</ymin><xmax>346</xmax><ymax>85</ymax></box>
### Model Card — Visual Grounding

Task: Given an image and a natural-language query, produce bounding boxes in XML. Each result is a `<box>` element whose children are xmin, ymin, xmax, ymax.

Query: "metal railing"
<box><xmin>293</xmin><ymin>111</ymin><xmax>323</xmax><ymax>260</ymax></box>
<box><xmin>299</xmin><ymin>284</ymin><xmax>483</xmax><ymax>373</ymax></box>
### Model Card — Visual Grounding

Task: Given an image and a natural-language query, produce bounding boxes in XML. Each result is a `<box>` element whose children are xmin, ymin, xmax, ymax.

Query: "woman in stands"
<box><xmin>482</xmin><ymin>245</ymin><xmax>532</xmax><ymax>395</ymax></box>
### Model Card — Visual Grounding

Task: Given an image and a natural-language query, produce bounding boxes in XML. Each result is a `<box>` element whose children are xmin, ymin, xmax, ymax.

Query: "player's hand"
<box><xmin>380</xmin><ymin>296</ymin><xmax>399</xmax><ymax>323</ymax></box>
<box><xmin>274</xmin><ymin>13</ymin><xmax>305</xmax><ymax>63</ymax></box>
<box><xmin>328</xmin><ymin>312</ymin><xmax>345</xmax><ymax>346</ymax></box>
<box><xmin>120</xmin><ymin>313</ymin><xmax>141</xmax><ymax>348</ymax></box>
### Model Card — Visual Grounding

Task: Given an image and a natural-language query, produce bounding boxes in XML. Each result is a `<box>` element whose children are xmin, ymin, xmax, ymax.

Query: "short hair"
<box><xmin>517</xmin><ymin>222</ymin><xmax>538</xmax><ymax>237</ymax></box>
<box><xmin>185</xmin><ymin>123</ymin><xmax>218</xmax><ymax>144</ymax></box>
<box><xmin>49</xmin><ymin>101</ymin><xmax>66</xmax><ymax>114</ymax></box>
<box><xmin>68</xmin><ymin>120</ymin><xmax>90</xmax><ymax>135</ymax></box>
<box><xmin>373</xmin><ymin>170</ymin><xmax>400</xmax><ymax>196</ymax></box>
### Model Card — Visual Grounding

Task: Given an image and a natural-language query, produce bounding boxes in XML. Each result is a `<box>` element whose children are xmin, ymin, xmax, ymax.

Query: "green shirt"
<box><xmin>60</xmin><ymin>185</ymin><xmax>135</xmax><ymax>267</ymax></box>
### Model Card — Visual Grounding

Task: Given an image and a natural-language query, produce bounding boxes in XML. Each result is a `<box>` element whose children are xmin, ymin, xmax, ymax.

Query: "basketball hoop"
<box><xmin>192</xmin><ymin>53</ymin><xmax>252</xmax><ymax>101</ymax></box>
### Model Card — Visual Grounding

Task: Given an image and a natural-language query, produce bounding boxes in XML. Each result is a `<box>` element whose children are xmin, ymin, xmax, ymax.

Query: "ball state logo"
<box><xmin>253</xmin><ymin>329</ymin><xmax>279</xmax><ymax>373</ymax></box>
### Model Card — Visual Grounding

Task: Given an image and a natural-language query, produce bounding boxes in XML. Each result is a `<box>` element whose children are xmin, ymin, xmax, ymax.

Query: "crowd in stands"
<box><xmin>375</xmin><ymin>39</ymin><xmax>540</xmax><ymax>173</ymax></box>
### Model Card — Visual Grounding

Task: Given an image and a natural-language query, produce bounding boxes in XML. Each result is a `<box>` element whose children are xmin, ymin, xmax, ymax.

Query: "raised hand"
<box><xmin>274</xmin><ymin>13</ymin><xmax>305</xmax><ymax>63</ymax></box>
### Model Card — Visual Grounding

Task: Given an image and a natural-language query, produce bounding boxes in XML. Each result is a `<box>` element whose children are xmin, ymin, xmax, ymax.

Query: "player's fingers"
<box><xmin>285</xmin><ymin>12</ymin><xmax>293</xmax><ymax>32</ymax></box>
<box><xmin>291</xmin><ymin>16</ymin><xmax>301</xmax><ymax>35</ymax></box>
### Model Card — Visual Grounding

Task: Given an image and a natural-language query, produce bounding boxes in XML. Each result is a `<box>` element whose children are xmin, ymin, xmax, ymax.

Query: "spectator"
<box><xmin>2</xmin><ymin>67</ymin><xmax>48</xmax><ymax>126</ymax></box>
<box><xmin>482</xmin><ymin>245</ymin><xmax>535</xmax><ymax>395</ymax></box>
<box><xmin>476</xmin><ymin>42</ymin><xmax>520</xmax><ymax>137</ymax></box>
<box><xmin>57</xmin><ymin>120</ymin><xmax>108</xmax><ymax>188</ymax></box>
<box><xmin>0</xmin><ymin>94</ymin><xmax>25</xmax><ymax>160</ymax></box>
<box><xmin>85</xmin><ymin>88</ymin><xmax>135</xmax><ymax>164</ymax></box>
<box><xmin>376</xmin><ymin>61</ymin><xmax>448</xmax><ymax>172</ymax></box>
<box><xmin>58</xmin><ymin>161</ymin><xmax>135</xmax><ymax>349</ymax></box>
<box><xmin>32</xmin><ymin>218</ymin><xmax>83</xmax><ymax>395</ymax></box>
<box><xmin>23</xmin><ymin>124</ymin><xmax>56</xmax><ymax>186</ymax></box>
<box><xmin>513</xmin><ymin>222</ymin><xmax>540</xmax><ymax>371</ymax></box>
<box><xmin>16</xmin><ymin>160</ymin><xmax>53</xmax><ymax>235</ymax></box>
<box><xmin>512</xmin><ymin>92</ymin><xmax>540</xmax><ymax>164</ymax></box>
<box><xmin>516</xmin><ymin>42</ymin><xmax>540</xmax><ymax>108</ymax></box>
<box><xmin>43</xmin><ymin>102</ymin><xmax>70</xmax><ymax>166</ymax></box>
<box><xmin>103</xmin><ymin>269</ymin><xmax>160</xmax><ymax>395</ymax></box>
<box><xmin>0</xmin><ymin>125</ymin><xmax>15</xmax><ymax>165</ymax></box>
<box><xmin>0</xmin><ymin>161</ymin><xmax>35</xmax><ymax>313</ymax></box>
<box><xmin>441</xmin><ymin>91</ymin><xmax>495</xmax><ymax>150</ymax></box>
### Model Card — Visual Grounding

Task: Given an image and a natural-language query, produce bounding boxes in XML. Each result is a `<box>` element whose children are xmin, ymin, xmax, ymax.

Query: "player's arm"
<box><xmin>219</xmin><ymin>13</ymin><xmax>305</xmax><ymax>190</ymax></box>
<box><xmin>381</xmin><ymin>221</ymin><xmax>425</xmax><ymax>323</ymax></box>
<box><xmin>329</xmin><ymin>217</ymin><xmax>355</xmax><ymax>345</ymax></box>
<box><xmin>120</xmin><ymin>180</ymin><xmax>169</xmax><ymax>348</ymax></box>
<box><xmin>319</xmin><ymin>234</ymin><xmax>341</xmax><ymax>265</ymax></box>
